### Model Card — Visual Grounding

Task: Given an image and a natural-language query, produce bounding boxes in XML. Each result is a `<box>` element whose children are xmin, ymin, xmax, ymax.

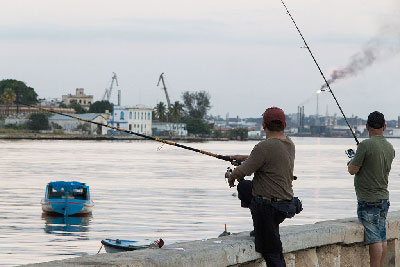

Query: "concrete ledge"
<box><xmin>23</xmin><ymin>211</ymin><xmax>400</xmax><ymax>267</ymax></box>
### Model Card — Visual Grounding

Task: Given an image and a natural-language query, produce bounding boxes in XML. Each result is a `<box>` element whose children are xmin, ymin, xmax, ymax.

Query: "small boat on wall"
<box><xmin>101</xmin><ymin>238</ymin><xmax>164</xmax><ymax>253</ymax></box>
<box><xmin>41</xmin><ymin>181</ymin><xmax>94</xmax><ymax>216</ymax></box>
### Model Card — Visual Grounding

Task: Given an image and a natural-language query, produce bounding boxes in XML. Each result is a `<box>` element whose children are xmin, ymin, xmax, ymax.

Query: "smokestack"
<box><xmin>298</xmin><ymin>105</ymin><xmax>305</xmax><ymax>132</ymax></box>
<box><xmin>398</xmin><ymin>116</ymin><xmax>400</xmax><ymax>128</ymax></box>
<box><xmin>118</xmin><ymin>90</ymin><xmax>121</xmax><ymax>106</ymax></box>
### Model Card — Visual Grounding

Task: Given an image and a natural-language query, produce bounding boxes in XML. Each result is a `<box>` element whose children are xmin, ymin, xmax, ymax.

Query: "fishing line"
<box><xmin>157</xmin><ymin>143</ymin><xmax>166</xmax><ymax>151</ymax></box>
<box><xmin>17</xmin><ymin>102</ymin><xmax>241</xmax><ymax>165</ymax></box>
<box><xmin>279</xmin><ymin>0</ymin><xmax>360</xmax><ymax>145</ymax></box>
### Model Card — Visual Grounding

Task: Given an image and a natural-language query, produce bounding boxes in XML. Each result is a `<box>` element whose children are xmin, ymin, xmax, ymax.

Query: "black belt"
<box><xmin>257</xmin><ymin>196</ymin><xmax>289</xmax><ymax>202</ymax></box>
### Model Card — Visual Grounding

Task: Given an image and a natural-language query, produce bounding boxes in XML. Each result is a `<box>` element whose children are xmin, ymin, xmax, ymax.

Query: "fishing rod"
<box><xmin>279</xmin><ymin>0</ymin><xmax>360</xmax><ymax>146</ymax></box>
<box><xmin>17</xmin><ymin>102</ymin><xmax>242</xmax><ymax>165</ymax></box>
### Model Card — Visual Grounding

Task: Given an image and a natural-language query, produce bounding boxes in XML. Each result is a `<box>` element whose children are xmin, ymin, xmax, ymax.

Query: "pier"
<box><xmin>22</xmin><ymin>210</ymin><xmax>400</xmax><ymax>267</ymax></box>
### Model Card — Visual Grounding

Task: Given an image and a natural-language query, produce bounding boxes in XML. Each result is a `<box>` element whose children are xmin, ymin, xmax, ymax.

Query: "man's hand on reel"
<box><xmin>346</xmin><ymin>148</ymin><xmax>355</xmax><ymax>159</ymax></box>
<box><xmin>225</xmin><ymin>167</ymin><xmax>245</xmax><ymax>188</ymax></box>
<box><xmin>225</xmin><ymin>167</ymin><xmax>235</xmax><ymax>187</ymax></box>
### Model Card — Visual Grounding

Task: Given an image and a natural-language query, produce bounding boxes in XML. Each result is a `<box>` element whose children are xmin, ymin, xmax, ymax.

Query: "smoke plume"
<box><xmin>321</xmin><ymin>22</ymin><xmax>400</xmax><ymax>89</ymax></box>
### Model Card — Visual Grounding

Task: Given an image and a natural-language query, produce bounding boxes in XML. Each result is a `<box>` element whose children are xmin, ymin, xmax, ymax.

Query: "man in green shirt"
<box><xmin>348</xmin><ymin>111</ymin><xmax>395</xmax><ymax>267</ymax></box>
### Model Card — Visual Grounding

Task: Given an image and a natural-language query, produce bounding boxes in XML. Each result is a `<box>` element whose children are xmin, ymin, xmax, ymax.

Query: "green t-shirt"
<box><xmin>351</xmin><ymin>135</ymin><xmax>395</xmax><ymax>202</ymax></box>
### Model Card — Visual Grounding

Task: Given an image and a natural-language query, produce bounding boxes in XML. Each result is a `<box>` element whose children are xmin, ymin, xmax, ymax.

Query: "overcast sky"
<box><xmin>1</xmin><ymin>0</ymin><xmax>399</xmax><ymax>119</ymax></box>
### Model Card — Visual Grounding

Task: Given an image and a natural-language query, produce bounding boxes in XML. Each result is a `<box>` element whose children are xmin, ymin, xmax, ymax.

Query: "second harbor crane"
<box><xmin>103</xmin><ymin>72</ymin><xmax>118</xmax><ymax>103</ymax></box>
<box><xmin>157</xmin><ymin>72</ymin><xmax>171</xmax><ymax>110</ymax></box>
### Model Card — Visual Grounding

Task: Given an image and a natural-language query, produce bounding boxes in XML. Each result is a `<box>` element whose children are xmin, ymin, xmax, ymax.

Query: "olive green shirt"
<box><xmin>351</xmin><ymin>136</ymin><xmax>395</xmax><ymax>202</ymax></box>
<box><xmin>237</xmin><ymin>136</ymin><xmax>295</xmax><ymax>200</ymax></box>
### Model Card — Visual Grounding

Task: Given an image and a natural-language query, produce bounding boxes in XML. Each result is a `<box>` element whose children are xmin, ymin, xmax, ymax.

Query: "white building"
<box><xmin>108</xmin><ymin>105</ymin><xmax>153</xmax><ymax>136</ymax></box>
<box><xmin>38</xmin><ymin>98</ymin><xmax>62</xmax><ymax>107</ymax></box>
<box><xmin>152</xmin><ymin>121</ymin><xmax>188</xmax><ymax>136</ymax></box>
<box><xmin>248</xmin><ymin>130</ymin><xmax>263</xmax><ymax>137</ymax></box>
<box><xmin>49</xmin><ymin>113</ymin><xmax>108</xmax><ymax>135</ymax></box>
<box><xmin>62</xmin><ymin>88</ymin><xmax>93</xmax><ymax>110</ymax></box>
<box><xmin>384</xmin><ymin>128</ymin><xmax>400</xmax><ymax>138</ymax></box>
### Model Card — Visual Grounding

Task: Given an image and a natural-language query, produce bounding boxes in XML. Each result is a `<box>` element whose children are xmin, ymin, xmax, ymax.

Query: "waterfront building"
<box><xmin>248</xmin><ymin>130</ymin><xmax>263</xmax><ymax>138</ymax></box>
<box><xmin>152</xmin><ymin>121</ymin><xmax>188</xmax><ymax>136</ymax></box>
<box><xmin>62</xmin><ymin>88</ymin><xmax>93</xmax><ymax>110</ymax></box>
<box><xmin>384</xmin><ymin>127</ymin><xmax>400</xmax><ymax>138</ymax></box>
<box><xmin>49</xmin><ymin>113</ymin><xmax>108</xmax><ymax>135</ymax></box>
<box><xmin>38</xmin><ymin>98</ymin><xmax>62</xmax><ymax>107</ymax></box>
<box><xmin>0</xmin><ymin>104</ymin><xmax>75</xmax><ymax>117</ymax></box>
<box><xmin>108</xmin><ymin>105</ymin><xmax>152</xmax><ymax>136</ymax></box>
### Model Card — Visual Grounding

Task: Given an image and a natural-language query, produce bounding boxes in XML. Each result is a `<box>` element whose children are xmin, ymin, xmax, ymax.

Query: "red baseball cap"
<box><xmin>263</xmin><ymin>107</ymin><xmax>286</xmax><ymax>125</ymax></box>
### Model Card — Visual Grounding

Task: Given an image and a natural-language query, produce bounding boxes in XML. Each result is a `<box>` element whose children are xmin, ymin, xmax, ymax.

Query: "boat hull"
<box><xmin>41</xmin><ymin>199</ymin><xmax>94</xmax><ymax>216</ymax></box>
<box><xmin>101</xmin><ymin>239</ymin><xmax>147</xmax><ymax>253</ymax></box>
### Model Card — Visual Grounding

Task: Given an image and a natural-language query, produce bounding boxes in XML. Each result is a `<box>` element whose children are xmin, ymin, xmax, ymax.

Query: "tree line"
<box><xmin>153</xmin><ymin>91</ymin><xmax>212</xmax><ymax>135</ymax></box>
<box><xmin>0</xmin><ymin>79</ymin><xmax>214</xmax><ymax>135</ymax></box>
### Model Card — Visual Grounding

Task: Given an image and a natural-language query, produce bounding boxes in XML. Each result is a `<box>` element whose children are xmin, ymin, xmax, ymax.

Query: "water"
<box><xmin>1</xmin><ymin>137</ymin><xmax>399</xmax><ymax>266</ymax></box>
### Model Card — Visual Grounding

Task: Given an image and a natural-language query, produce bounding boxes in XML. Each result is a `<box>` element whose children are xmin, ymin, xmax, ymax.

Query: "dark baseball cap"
<box><xmin>367</xmin><ymin>111</ymin><xmax>385</xmax><ymax>129</ymax></box>
<box><xmin>263</xmin><ymin>107</ymin><xmax>286</xmax><ymax>125</ymax></box>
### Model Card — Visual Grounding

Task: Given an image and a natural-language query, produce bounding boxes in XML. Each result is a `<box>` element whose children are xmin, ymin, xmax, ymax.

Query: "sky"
<box><xmin>1</xmin><ymin>0</ymin><xmax>400</xmax><ymax>119</ymax></box>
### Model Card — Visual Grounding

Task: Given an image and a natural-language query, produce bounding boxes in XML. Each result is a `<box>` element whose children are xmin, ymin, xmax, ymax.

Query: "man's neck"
<box><xmin>367</xmin><ymin>124</ymin><xmax>385</xmax><ymax>137</ymax></box>
<box><xmin>369</xmin><ymin>131</ymin><xmax>383</xmax><ymax>137</ymax></box>
<box><xmin>266</xmin><ymin>131</ymin><xmax>286</xmax><ymax>139</ymax></box>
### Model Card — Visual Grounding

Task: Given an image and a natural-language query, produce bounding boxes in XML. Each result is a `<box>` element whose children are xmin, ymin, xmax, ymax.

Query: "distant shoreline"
<box><xmin>0</xmin><ymin>133</ymin><xmax>235</xmax><ymax>142</ymax></box>
<box><xmin>1</xmin><ymin>133</ymin><xmax>398</xmax><ymax>141</ymax></box>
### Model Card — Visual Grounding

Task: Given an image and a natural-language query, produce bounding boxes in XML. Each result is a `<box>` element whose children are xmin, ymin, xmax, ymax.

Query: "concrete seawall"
<box><xmin>23</xmin><ymin>211</ymin><xmax>400</xmax><ymax>267</ymax></box>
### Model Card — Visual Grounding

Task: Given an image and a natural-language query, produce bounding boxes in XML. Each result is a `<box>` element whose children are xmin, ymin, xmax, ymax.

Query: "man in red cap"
<box><xmin>228</xmin><ymin>107</ymin><xmax>297</xmax><ymax>267</ymax></box>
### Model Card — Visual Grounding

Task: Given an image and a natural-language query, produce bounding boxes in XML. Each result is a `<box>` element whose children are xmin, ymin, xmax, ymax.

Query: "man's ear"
<box><xmin>383</xmin><ymin>124</ymin><xmax>387</xmax><ymax>131</ymax></box>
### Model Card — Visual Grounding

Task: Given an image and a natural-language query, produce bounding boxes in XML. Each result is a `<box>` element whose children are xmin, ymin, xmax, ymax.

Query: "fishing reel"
<box><xmin>345</xmin><ymin>148</ymin><xmax>355</xmax><ymax>158</ymax></box>
<box><xmin>225</xmin><ymin>167</ymin><xmax>233</xmax><ymax>180</ymax></box>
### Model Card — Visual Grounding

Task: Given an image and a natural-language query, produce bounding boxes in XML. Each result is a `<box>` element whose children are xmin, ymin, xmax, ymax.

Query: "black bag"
<box><xmin>271</xmin><ymin>197</ymin><xmax>303</xmax><ymax>218</ymax></box>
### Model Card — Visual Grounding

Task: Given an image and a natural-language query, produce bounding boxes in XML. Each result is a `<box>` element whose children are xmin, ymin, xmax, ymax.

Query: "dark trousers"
<box><xmin>237</xmin><ymin>180</ymin><xmax>286</xmax><ymax>267</ymax></box>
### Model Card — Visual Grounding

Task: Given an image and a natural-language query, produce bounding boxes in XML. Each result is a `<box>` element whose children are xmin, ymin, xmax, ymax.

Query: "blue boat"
<box><xmin>41</xmin><ymin>181</ymin><xmax>94</xmax><ymax>216</ymax></box>
<box><xmin>101</xmin><ymin>238</ymin><xmax>164</xmax><ymax>253</ymax></box>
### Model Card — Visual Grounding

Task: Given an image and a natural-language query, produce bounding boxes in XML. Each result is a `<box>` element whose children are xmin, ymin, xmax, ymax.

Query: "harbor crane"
<box><xmin>157</xmin><ymin>73</ymin><xmax>171</xmax><ymax>110</ymax></box>
<box><xmin>102</xmin><ymin>72</ymin><xmax>118</xmax><ymax>102</ymax></box>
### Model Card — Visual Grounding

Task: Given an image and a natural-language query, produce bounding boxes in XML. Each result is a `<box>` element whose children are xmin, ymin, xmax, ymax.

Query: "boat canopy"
<box><xmin>48</xmin><ymin>181</ymin><xmax>86</xmax><ymax>192</ymax></box>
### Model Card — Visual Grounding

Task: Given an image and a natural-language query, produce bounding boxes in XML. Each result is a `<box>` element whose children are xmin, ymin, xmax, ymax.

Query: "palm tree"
<box><xmin>0</xmin><ymin>88</ymin><xmax>16</xmax><ymax>115</ymax></box>
<box><xmin>155</xmin><ymin>102</ymin><xmax>167</xmax><ymax>122</ymax></box>
<box><xmin>170</xmin><ymin>101</ymin><xmax>184</xmax><ymax>123</ymax></box>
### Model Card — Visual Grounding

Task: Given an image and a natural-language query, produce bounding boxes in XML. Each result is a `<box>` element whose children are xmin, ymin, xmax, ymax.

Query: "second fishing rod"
<box><xmin>279</xmin><ymin>0</ymin><xmax>360</xmax><ymax>148</ymax></box>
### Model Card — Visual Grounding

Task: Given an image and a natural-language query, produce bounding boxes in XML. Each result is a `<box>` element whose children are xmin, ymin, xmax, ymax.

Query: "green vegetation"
<box><xmin>182</xmin><ymin>91</ymin><xmax>211</xmax><ymax>119</ymax></box>
<box><xmin>0</xmin><ymin>88</ymin><xmax>16</xmax><ymax>105</ymax></box>
<box><xmin>169</xmin><ymin>101</ymin><xmax>184</xmax><ymax>123</ymax></box>
<box><xmin>228</xmin><ymin>128</ymin><xmax>248</xmax><ymax>140</ymax></box>
<box><xmin>181</xmin><ymin>91</ymin><xmax>212</xmax><ymax>135</ymax></box>
<box><xmin>154</xmin><ymin>102</ymin><xmax>167</xmax><ymax>121</ymax></box>
<box><xmin>89</xmin><ymin>100</ymin><xmax>113</xmax><ymax>113</ymax></box>
<box><xmin>60</xmin><ymin>100</ymin><xmax>86</xmax><ymax>114</ymax></box>
<box><xmin>4</xmin><ymin>123</ymin><xmax>27</xmax><ymax>130</ymax></box>
<box><xmin>0</xmin><ymin>88</ymin><xmax>17</xmax><ymax>115</ymax></box>
<box><xmin>183</xmin><ymin>117</ymin><xmax>212</xmax><ymax>135</ymax></box>
<box><xmin>153</xmin><ymin>90</ymin><xmax>213</xmax><ymax>135</ymax></box>
<box><xmin>0</xmin><ymin>79</ymin><xmax>38</xmax><ymax>104</ymax></box>
<box><xmin>27</xmin><ymin>113</ymin><xmax>49</xmax><ymax>131</ymax></box>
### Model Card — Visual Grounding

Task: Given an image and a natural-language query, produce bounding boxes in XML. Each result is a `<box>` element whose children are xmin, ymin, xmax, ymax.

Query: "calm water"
<box><xmin>1</xmin><ymin>137</ymin><xmax>400</xmax><ymax>266</ymax></box>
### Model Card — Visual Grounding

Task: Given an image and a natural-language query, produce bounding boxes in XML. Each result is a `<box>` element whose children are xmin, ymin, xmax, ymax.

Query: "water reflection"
<box><xmin>42</xmin><ymin>214</ymin><xmax>92</xmax><ymax>236</ymax></box>
<box><xmin>2</xmin><ymin>139</ymin><xmax>400</xmax><ymax>266</ymax></box>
